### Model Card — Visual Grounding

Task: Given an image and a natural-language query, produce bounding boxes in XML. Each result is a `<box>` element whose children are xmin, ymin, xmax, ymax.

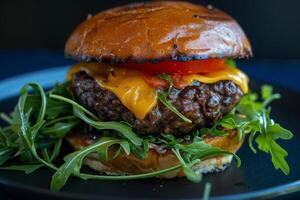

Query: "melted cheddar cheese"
<box><xmin>183</xmin><ymin>67</ymin><xmax>249</xmax><ymax>93</ymax></box>
<box><xmin>68</xmin><ymin>63</ymin><xmax>249</xmax><ymax>120</ymax></box>
<box><xmin>98</xmin><ymin>68</ymin><xmax>158</xmax><ymax>120</ymax></box>
<box><xmin>68</xmin><ymin>63</ymin><xmax>157</xmax><ymax>119</ymax></box>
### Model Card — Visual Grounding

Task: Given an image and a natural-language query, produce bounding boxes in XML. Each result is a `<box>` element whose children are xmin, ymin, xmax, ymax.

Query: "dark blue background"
<box><xmin>1</xmin><ymin>0</ymin><xmax>300</xmax><ymax>59</ymax></box>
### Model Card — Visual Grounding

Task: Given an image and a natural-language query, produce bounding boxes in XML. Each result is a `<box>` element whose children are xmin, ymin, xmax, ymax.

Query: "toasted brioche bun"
<box><xmin>65</xmin><ymin>1</ymin><xmax>252</xmax><ymax>64</ymax></box>
<box><xmin>66</xmin><ymin>130</ymin><xmax>244</xmax><ymax>178</ymax></box>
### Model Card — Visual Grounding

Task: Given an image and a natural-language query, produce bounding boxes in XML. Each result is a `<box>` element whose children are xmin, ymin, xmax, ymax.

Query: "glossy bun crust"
<box><xmin>65</xmin><ymin>1</ymin><xmax>252</xmax><ymax>64</ymax></box>
<box><xmin>66</xmin><ymin>130</ymin><xmax>244</xmax><ymax>178</ymax></box>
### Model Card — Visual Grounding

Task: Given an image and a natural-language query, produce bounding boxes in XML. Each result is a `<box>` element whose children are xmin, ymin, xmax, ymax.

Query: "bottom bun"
<box><xmin>66</xmin><ymin>130</ymin><xmax>244</xmax><ymax>178</ymax></box>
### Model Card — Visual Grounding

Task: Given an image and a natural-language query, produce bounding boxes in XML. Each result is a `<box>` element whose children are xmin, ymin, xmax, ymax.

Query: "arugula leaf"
<box><xmin>217</xmin><ymin>85</ymin><xmax>292</xmax><ymax>175</ymax></box>
<box><xmin>98</xmin><ymin>140</ymin><xmax>130</xmax><ymax>161</ymax></box>
<box><xmin>50</xmin><ymin>139</ymin><xmax>63</xmax><ymax>162</ymax></box>
<box><xmin>0</xmin><ymin>147</ymin><xmax>16</xmax><ymax>165</ymax></box>
<box><xmin>195</xmin><ymin>85</ymin><xmax>292</xmax><ymax>175</ymax></box>
<box><xmin>261</xmin><ymin>85</ymin><xmax>273</xmax><ymax>100</ymax></box>
<box><xmin>267</xmin><ymin>123</ymin><xmax>293</xmax><ymax>140</ymax></box>
<box><xmin>170</xmin><ymin>138</ymin><xmax>241</xmax><ymax>183</ymax></box>
<box><xmin>157</xmin><ymin>74</ymin><xmax>173</xmax><ymax>94</ymax></box>
<box><xmin>50</xmin><ymin>94</ymin><xmax>98</xmax><ymax>120</ymax></box>
<box><xmin>50</xmin><ymin>137</ymin><xmax>132</xmax><ymax>191</ymax></box>
<box><xmin>130</xmin><ymin>140</ymin><xmax>149</xmax><ymax>159</ymax></box>
<box><xmin>203</xmin><ymin>182</ymin><xmax>212</xmax><ymax>200</ymax></box>
<box><xmin>220</xmin><ymin>114</ymin><xmax>250</xmax><ymax>142</ymax></box>
<box><xmin>49</xmin><ymin>93</ymin><xmax>143</xmax><ymax>146</ymax></box>
<box><xmin>158</xmin><ymin>93</ymin><xmax>192</xmax><ymax>123</ymax></box>
<box><xmin>248</xmin><ymin>131</ymin><xmax>257</xmax><ymax>153</ymax></box>
<box><xmin>225</xmin><ymin>59</ymin><xmax>236</xmax><ymax>68</ymax></box>
<box><xmin>40</xmin><ymin>120</ymin><xmax>80</xmax><ymax>138</ymax></box>
<box><xmin>3</xmin><ymin>83</ymin><xmax>57</xmax><ymax>170</ymax></box>
<box><xmin>79</xmin><ymin>164</ymin><xmax>182</xmax><ymax>180</ymax></box>
<box><xmin>0</xmin><ymin>164</ymin><xmax>43</xmax><ymax>174</ymax></box>
<box><xmin>236</xmin><ymin>96</ymin><xmax>260</xmax><ymax>120</ymax></box>
<box><xmin>199</xmin><ymin>127</ymin><xmax>226</xmax><ymax>137</ymax></box>
<box><xmin>239</xmin><ymin>89</ymin><xmax>292</xmax><ymax>175</ymax></box>
<box><xmin>157</xmin><ymin>74</ymin><xmax>192</xmax><ymax>123</ymax></box>
<box><xmin>175</xmin><ymin>141</ymin><xmax>241</xmax><ymax>167</ymax></box>
<box><xmin>0</xmin><ymin>113</ymin><xmax>13</xmax><ymax>125</ymax></box>
<box><xmin>0</xmin><ymin>127</ymin><xmax>17</xmax><ymax>147</ymax></box>
<box><xmin>255</xmin><ymin>109</ymin><xmax>292</xmax><ymax>175</ymax></box>
<box><xmin>73</xmin><ymin>107</ymin><xmax>142</xmax><ymax>146</ymax></box>
<box><xmin>50</xmin><ymin>81</ymin><xmax>73</xmax><ymax>99</ymax></box>
<box><xmin>46</xmin><ymin>98</ymin><xmax>73</xmax><ymax>120</ymax></box>
<box><xmin>172</xmin><ymin>148</ymin><xmax>202</xmax><ymax>183</ymax></box>
<box><xmin>15</xmin><ymin>85</ymin><xmax>42</xmax><ymax>156</ymax></box>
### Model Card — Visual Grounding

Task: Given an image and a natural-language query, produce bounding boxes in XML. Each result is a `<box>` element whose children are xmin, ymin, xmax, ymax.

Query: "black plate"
<box><xmin>0</xmin><ymin>67</ymin><xmax>299</xmax><ymax>200</ymax></box>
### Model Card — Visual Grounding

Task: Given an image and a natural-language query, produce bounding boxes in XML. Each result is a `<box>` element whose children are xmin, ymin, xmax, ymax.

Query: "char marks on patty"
<box><xmin>71</xmin><ymin>71</ymin><xmax>243</xmax><ymax>135</ymax></box>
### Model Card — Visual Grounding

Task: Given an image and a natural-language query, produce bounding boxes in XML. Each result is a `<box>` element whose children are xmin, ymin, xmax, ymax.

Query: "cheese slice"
<box><xmin>68</xmin><ymin>63</ymin><xmax>157</xmax><ymax>120</ymax></box>
<box><xmin>68</xmin><ymin>63</ymin><xmax>249</xmax><ymax>120</ymax></box>
<box><xmin>97</xmin><ymin>67</ymin><xmax>158</xmax><ymax>120</ymax></box>
<box><xmin>183</xmin><ymin>67</ymin><xmax>249</xmax><ymax>93</ymax></box>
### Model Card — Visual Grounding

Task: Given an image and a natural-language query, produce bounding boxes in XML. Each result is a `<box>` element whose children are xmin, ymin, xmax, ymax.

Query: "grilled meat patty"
<box><xmin>71</xmin><ymin>71</ymin><xmax>243</xmax><ymax>135</ymax></box>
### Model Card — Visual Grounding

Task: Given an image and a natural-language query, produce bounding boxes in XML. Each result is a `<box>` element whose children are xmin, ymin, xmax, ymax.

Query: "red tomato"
<box><xmin>143</xmin><ymin>73</ymin><xmax>168</xmax><ymax>89</ymax></box>
<box><xmin>171</xmin><ymin>73</ymin><xmax>188</xmax><ymax>89</ymax></box>
<box><xmin>143</xmin><ymin>73</ymin><xmax>190</xmax><ymax>90</ymax></box>
<box><xmin>117</xmin><ymin>59</ymin><xmax>227</xmax><ymax>75</ymax></box>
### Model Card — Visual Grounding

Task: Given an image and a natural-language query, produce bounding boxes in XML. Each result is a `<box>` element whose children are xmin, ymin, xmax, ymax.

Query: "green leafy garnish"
<box><xmin>144</xmin><ymin>133</ymin><xmax>241</xmax><ymax>183</ymax></box>
<box><xmin>201</xmin><ymin>85</ymin><xmax>292</xmax><ymax>175</ymax></box>
<box><xmin>7</xmin><ymin>83</ymin><xmax>57</xmax><ymax>170</ymax></box>
<box><xmin>51</xmin><ymin>137</ymin><xmax>130</xmax><ymax>191</ymax></box>
<box><xmin>0</xmin><ymin>164</ymin><xmax>43</xmax><ymax>174</ymax></box>
<box><xmin>203</xmin><ymin>182</ymin><xmax>212</xmax><ymax>200</ymax></box>
<box><xmin>172</xmin><ymin>140</ymin><xmax>241</xmax><ymax>183</ymax></box>
<box><xmin>225</xmin><ymin>59</ymin><xmax>237</xmax><ymax>68</ymax></box>
<box><xmin>172</xmin><ymin>148</ymin><xmax>202</xmax><ymax>183</ymax></box>
<box><xmin>255</xmin><ymin>109</ymin><xmax>292</xmax><ymax>175</ymax></box>
<box><xmin>157</xmin><ymin>74</ymin><xmax>192</xmax><ymax>123</ymax></box>
<box><xmin>78</xmin><ymin>164</ymin><xmax>182</xmax><ymax>181</ymax></box>
<box><xmin>73</xmin><ymin>107</ymin><xmax>142</xmax><ymax>146</ymax></box>
<box><xmin>50</xmin><ymin>93</ymin><xmax>98</xmax><ymax>120</ymax></box>
<box><xmin>49</xmin><ymin>93</ymin><xmax>142</xmax><ymax>146</ymax></box>
<box><xmin>0</xmin><ymin>81</ymin><xmax>293</xmax><ymax>191</ymax></box>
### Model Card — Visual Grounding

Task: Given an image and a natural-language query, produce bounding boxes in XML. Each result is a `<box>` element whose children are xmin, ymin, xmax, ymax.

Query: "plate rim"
<box><xmin>0</xmin><ymin>172</ymin><xmax>299</xmax><ymax>200</ymax></box>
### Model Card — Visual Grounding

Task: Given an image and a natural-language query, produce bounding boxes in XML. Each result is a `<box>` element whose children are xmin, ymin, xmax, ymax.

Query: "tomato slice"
<box><xmin>143</xmin><ymin>73</ymin><xmax>168</xmax><ymax>89</ymax></box>
<box><xmin>143</xmin><ymin>73</ymin><xmax>192</xmax><ymax>90</ymax></box>
<box><xmin>117</xmin><ymin>59</ymin><xmax>227</xmax><ymax>75</ymax></box>
<box><xmin>171</xmin><ymin>73</ymin><xmax>188</xmax><ymax>89</ymax></box>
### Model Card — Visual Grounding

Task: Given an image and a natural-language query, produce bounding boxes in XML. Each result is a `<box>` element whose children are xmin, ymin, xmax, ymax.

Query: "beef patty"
<box><xmin>71</xmin><ymin>71</ymin><xmax>243</xmax><ymax>135</ymax></box>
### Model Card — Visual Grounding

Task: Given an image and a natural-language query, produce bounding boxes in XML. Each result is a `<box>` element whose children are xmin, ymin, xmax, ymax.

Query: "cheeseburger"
<box><xmin>0</xmin><ymin>1</ymin><xmax>293</xmax><ymax>191</ymax></box>
<box><xmin>65</xmin><ymin>1</ymin><xmax>250</xmax><ymax>177</ymax></box>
